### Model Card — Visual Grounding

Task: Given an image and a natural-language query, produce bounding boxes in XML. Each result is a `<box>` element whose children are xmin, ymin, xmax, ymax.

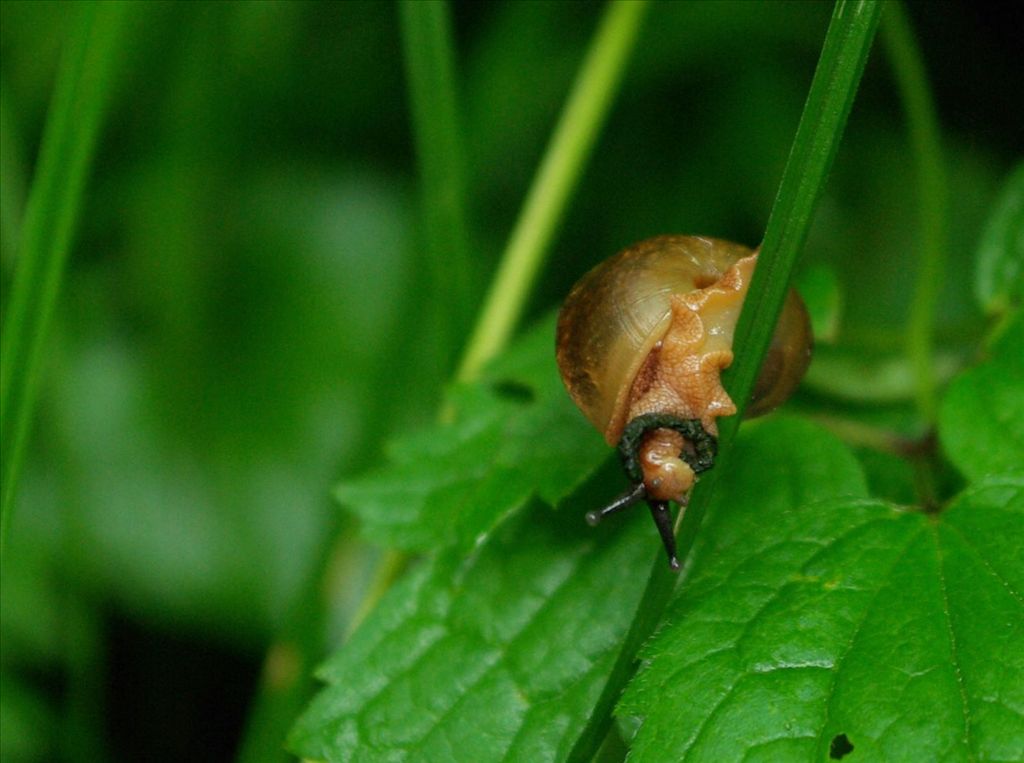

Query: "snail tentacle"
<box><xmin>585</xmin><ymin>481</ymin><xmax>647</xmax><ymax>526</ymax></box>
<box><xmin>648</xmin><ymin>500</ymin><xmax>680</xmax><ymax>571</ymax></box>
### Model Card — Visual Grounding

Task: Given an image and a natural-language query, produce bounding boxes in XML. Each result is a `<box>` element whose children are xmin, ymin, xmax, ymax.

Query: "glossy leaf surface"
<box><xmin>621</xmin><ymin>468</ymin><xmax>1023</xmax><ymax>762</ymax></box>
<box><xmin>289</xmin><ymin>495</ymin><xmax>652</xmax><ymax>762</ymax></box>
<box><xmin>294</xmin><ymin>415</ymin><xmax>876</xmax><ymax>761</ymax></box>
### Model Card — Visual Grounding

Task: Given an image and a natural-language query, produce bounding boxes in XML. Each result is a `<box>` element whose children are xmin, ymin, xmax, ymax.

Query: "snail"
<box><xmin>556</xmin><ymin>235</ymin><xmax>812</xmax><ymax>569</ymax></box>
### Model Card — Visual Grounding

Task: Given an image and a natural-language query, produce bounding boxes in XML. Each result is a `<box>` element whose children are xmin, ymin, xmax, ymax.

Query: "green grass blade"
<box><xmin>723</xmin><ymin>0</ymin><xmax>883</xmax><ymax>432</ymax></box>
<box><xmin>399</xmin><ymin>0</ymin><xmax>475</xmax><ymax>369</ymax></box>
<box><xmin>1</xmin><ymin>77</ymin><xmax>28</xmax><ymax>264</ymax></box>
<box><xmin>566</xmin><ymin>2</ymin><xmax>883</xmax><ymax>759</ymax></box>
<box><xmin>0</xmin><ymin>1</ymin><xmax>128</xmax><ymax>557</ymax></box>
<box><xmin>455</xmin><ymin>0</ymin><xmax>649</xmax><ymax>382</ymax></box>
<box><xmin>882</xmin><ymin>1</ymin><xmax>947</xmax><ymax>426</ymax></box>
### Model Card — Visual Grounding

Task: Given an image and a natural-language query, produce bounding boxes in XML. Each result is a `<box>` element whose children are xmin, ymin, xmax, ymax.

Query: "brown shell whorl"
<box><xmin>555</xmin><ymin>235</ymin><xmax>812</xmax><ymax>442</ymax></box>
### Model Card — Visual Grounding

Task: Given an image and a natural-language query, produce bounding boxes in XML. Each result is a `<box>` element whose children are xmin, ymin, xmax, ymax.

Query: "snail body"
<box><xmin>556</xmin><ymin>235</ymin><xmax>812</xmax><ymax>567</ymax></box>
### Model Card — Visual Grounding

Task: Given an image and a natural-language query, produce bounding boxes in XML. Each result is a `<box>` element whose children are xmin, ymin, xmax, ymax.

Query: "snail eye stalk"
<box><xmin>589</xmin><ymin>413</ymin><xmax>716</xmax><ymax>570</ymax></box>
<box><xmin>648</xmin><ymin>500</ymin><xmax>680</xmax><ymax>571</ymax></box>
<box><xmin>585</xmin><ymin>482</ymin><xmax>681</xmax><ymax>571</ymax></box>
<box><xmin>585</xmin><ymin>482</ymin><xmax>647</xmax><ymax>526</ymax></box>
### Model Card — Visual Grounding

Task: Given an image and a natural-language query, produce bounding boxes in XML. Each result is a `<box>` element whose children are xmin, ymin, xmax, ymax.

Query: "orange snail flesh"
<box><xmin>555</xmin><ymin>235</ymin><xmax>812</xmax><ymax>568</ymax></box>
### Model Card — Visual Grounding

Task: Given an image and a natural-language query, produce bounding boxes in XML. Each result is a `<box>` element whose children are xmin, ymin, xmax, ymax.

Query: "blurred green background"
<box><xmin>1</xmin><ymin>1</ymin><xmax>1020</xmax><ymax>761</ymax></box>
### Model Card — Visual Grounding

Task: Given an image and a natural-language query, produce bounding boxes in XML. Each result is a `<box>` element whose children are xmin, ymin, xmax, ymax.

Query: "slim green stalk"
<box><xmin>399</xmin><ymin>0</ymin><xmax>475</xmax><ymax>370</ymax></box>
<box><xmin>725</xmin><ymin>0</ymin><xmax>883</xmax><ymax>431</ymax></box>
<box><xmin>882</xmin><ymin>1</ymin><xmax>947</xmax><ymax>426</ymax></box>
<box><xmin>455</xmin><ymin>0</ymin><xmax>649</xmax><ymax>382</ymax></box>
<box><xmin>567</xmin><ymin>3</ymin><xmax>883</xmax><ymax>759</ymax></box>
<box><xmin>1</xmin><ymin>78</ymin><xmax>27</xmax><ymax>264</ymax></box>
<box><xmin>0</xmin><ymin>1</ymin><xmax>128</xmax><ymax>559</ymax></box>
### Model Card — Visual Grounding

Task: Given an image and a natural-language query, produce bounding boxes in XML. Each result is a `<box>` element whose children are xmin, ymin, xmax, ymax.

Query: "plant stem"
<box><xmin>0</xmin><ymin>77</ymin><xmax>27</xmax><ymax>265</ymax></box>
<box><xmin>807</xmin><ymin>413</ymin><xmax>909</xmax><ymax>454</ymax></box>
<box><xmin>567</xmin><ymin>2</ymin><xmax>883</xmax><ymax>759</ymax></box>
<box><xmin>455</xmin><ymin>0</ymin><xmax>649</xmax><ymax>383</ymax></box>
<box><xmin>881</xmin><ymin>1</ymin><xmax>947</xmax><ymax>427</ymax></box>
<box><xmin>0</xmin><ymin>1</ymin><xmax>128</xmax><ymax>560</ymax></box>
<box><xmin>399</xmin><ymin>0</ymin><xmax>476</xmax><ymax>370</ymax></box>
<box><xmin>725</xmin><ymin>0</ymin><xmax>883</xmax><ymax>431</ymax></box>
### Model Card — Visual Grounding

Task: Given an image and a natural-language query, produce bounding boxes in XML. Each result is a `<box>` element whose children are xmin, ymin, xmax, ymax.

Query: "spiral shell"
<box><xmin>556</xmin><ymin>235</ymin><xmax>811</xmax><ymax>444</ymax></box>
<box><xmin>555</xmin><ymin>234</ymin><xmax>812</xmax><ymax>569</ymax></box>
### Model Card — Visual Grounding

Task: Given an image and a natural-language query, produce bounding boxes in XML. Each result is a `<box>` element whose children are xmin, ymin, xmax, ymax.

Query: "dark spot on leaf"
<box><xmin>830</xmin><ymin>733</ymin><xmax>854</xmax><ymax>759</ymax></box>
<box><xmin>491</xmin><ymin>379</ymin><xmax>535</xmax><ymax>404</ymax></box>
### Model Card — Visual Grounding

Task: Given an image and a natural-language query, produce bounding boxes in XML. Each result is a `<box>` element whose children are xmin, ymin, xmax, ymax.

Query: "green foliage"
<box><xmin>290</xmin><ymin>1</ymin><xmax>1023</xmax><ymax>755</ymax></box>
<box><xmin>290</xmin><ymin>493</ymin><xmax>653</xmax><ymax>762</ymax></box>
<box><xmin>298</xmin><ymin>328</ymin><xmax>1024</xmax><ymax>760</ymax></box>
<box><xmin>292</xmin><ymin>417</ymin><xmax>872</xmax><ymax>761</ymax></box>
<box><xmin>335</xmin><ymin>316</ymin><xmax>608</xmax><ymax>552</ymax></box>
<box><xmin>1</xmin><ymin>1</ymin><xmax>1021</xmax><ymax>761</ymax></box>
<box><xmin>797</xmin><ymin>264</ymin><xmax>843</xmax><ymax>343</ymax></box>
<box><xmin>939</xmin><ymin>315</ymin><xmax>1024</xmax><ymax>482</ymax></box>
<box><xmin>621</xmin><ymin>461</ymin><xmax>1023</xmax><ymax>760</ymax></box>
<box><xmin>975</xmin><ymin>163</ymin><xmax>1024</xmax><ymax>317</ymax></box>
<box><xmin>297</xmin><ymin>328</ymin><xmax>1024</xmax><ymax>761</ymax></box>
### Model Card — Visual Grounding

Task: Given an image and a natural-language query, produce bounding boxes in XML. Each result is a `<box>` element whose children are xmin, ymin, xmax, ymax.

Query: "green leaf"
<box><xmin>975</xmin><ymin>162</ymin><xmax>1024</xmax><ymax>317</ymax></box>
<box><xmin>336</xmin><ymin>315</ymin><xmax>608</xmax><ymax>552</ymax></box>
<box><xmin>299</xmin><ymin>417</ymin><xmax>868</xmax><ymax>761</ymax></box>
<box><xmin>620</xmin><ymin>463</ymin><xmax>1024</xmax><ymax>761</ymax></box>
<box><xmin>288</xmin><ymin>491</ymin><xmax>653</xmax><ymax>762</ymax></box>
<box><xmin>796</xmin><ymin>264</ymin><xmax>843</xmax><ymax>343</ymax></box>
<box><xmin>939</xmin><ymin>314</ymin><xmax>1024</xmax><ymax>482</ymax></box>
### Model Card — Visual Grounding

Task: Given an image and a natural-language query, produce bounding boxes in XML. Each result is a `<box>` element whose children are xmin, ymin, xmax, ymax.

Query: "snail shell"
<box><xmin>556</xmin><ymin>235</ymin><xmax>811</xmax><ymax>569</ymax></box>
<box><xmin>556</xmin><ymin>235</ymin><xmax>811</xmax><ymax>447</ymax></box>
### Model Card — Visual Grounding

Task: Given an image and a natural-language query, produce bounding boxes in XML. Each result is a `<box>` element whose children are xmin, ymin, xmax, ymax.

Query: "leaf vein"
<box><xmin>677</xmin><ymin>513</ymin><xmax>902</xmax><ymax>756</ymax></box>
<box><xmin>815</xmin><ymin>523</ymin><xmax>923</xmax><ymax>752</ymax></box>
<box><xmin>407</xmin><ymin>550</ymin><xmax>590</xmax><ymax>757</ymax></box>
<box><xmin>943</xmin><ymin>517</ymin><xmax>1024</xmax><ymax>608</ymax></box>
<box><xmin>933</xmin><ymin>522</ymin><xmax>975</xmax><ymax>762</ymax></box>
